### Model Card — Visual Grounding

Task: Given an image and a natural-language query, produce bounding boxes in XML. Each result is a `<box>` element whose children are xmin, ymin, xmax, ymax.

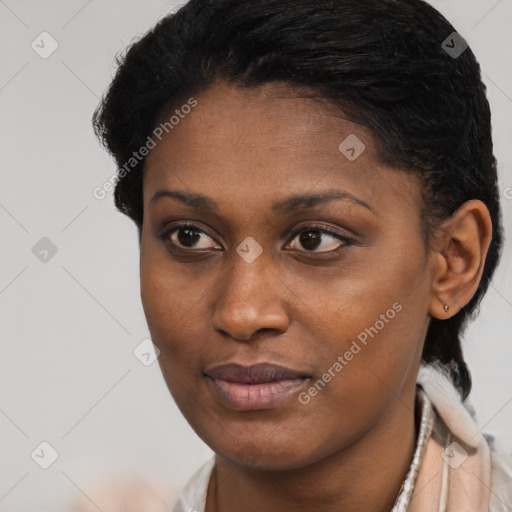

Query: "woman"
<box><xmin>91</xmin><ymin>0</ymin><xmax>512</xmax><ymax>510</ymax></box>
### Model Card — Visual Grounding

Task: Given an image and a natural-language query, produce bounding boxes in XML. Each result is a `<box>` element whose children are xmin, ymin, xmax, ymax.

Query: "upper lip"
<box><xmin>204</xmin><ymin>363</ymin><xmax>310</xmax><ymax>383</ymax></box>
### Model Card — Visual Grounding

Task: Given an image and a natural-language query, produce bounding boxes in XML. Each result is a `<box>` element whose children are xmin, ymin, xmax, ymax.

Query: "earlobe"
<box><xmin>430</xmin><ymin>298</ymin><xmax>462</xmax><ymax>320</ymax></box>
<box><xmin>428</xmin><ymin>200</ymin><xmax>492</xmax><ymax>320</ymax></box>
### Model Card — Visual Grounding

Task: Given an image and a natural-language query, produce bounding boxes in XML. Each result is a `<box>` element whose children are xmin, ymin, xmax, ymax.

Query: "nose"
<box><xmin>210</xmin><ymin>253</ymin><xmax>290</xmax><ymax>342</ymax></box>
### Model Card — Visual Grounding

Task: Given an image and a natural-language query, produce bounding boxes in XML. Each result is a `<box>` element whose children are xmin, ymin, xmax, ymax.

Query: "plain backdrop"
<box><xmin>0</xmin><ymin>1</ymin><xmax>511</xmax><ymax>511</ymax></box>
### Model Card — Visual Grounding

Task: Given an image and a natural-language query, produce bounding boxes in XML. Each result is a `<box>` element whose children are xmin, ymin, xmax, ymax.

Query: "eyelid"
<box><xmin>287</xmin><ymin>222</ymin><xmax>353</xmax><ymax>241</ymax></box>
<box><xmin>285</xmin><ymin>223</ymin><xmax>354</xmax><ymax>253</ymax></box>
<box><xmin>159</xmin><ymin>221</ymin><xmax>222</xmax><ymax>248</ymax></box>
<box><xmin>160</xmin><ymin>220</ymin><xmax>354</xmax><ymax>254</ymax></box>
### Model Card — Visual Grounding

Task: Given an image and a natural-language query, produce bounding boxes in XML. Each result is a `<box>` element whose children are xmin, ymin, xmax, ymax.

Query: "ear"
<box><xmin>428</xmin><ymin>199</ymin><xmax>493</xmax><ymax>319</ymax></box>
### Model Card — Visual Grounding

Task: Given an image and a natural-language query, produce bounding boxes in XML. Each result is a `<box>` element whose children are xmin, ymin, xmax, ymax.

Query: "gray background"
<box><xmin>0</xmin><ymin>1</ymin><xmax>511</xmax><ymax>511</ymax></box>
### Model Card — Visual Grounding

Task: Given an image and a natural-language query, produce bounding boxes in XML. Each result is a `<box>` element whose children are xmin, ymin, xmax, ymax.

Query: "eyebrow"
<box><xmin>150</xmin><ymin>188</ymin><xmax>376</xmax><ymax>215</ymax></box>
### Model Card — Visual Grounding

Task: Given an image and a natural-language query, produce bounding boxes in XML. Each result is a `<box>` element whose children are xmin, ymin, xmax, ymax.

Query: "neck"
<box><xmin>207</xmin><ymin>387</ymin><xmax>419</xmax><ymax>512</ymax></box>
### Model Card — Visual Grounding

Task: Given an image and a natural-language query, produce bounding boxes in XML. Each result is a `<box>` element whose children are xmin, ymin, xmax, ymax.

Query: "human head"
<box><xmin>93</xmin><ymin>0</ymin><xmax>503</xmax><ymax>405</ymax></box>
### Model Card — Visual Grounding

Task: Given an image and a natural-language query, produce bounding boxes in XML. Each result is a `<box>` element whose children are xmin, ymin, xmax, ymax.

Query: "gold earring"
<box><xmin>444</xmin><ymin>304</ymin><xmax>450</xmax><ymax>313</ymax></box>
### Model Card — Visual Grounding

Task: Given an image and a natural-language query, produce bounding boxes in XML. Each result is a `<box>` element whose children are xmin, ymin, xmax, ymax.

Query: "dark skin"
<box><xmin>139</xmin><ymin>80</ymin><xmax>492</xmax><ymax>512</ymax></box>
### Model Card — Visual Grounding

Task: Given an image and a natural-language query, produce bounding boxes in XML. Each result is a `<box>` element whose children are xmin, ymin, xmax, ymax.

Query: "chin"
<box><xmin>198</xmin><ymin>423</ymin><xmax>326</xmax><ymax>471</ymax></box>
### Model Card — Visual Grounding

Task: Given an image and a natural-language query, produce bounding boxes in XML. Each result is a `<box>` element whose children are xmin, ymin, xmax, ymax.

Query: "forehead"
<box><xmin>142</xmin><ymin>80</ymin><xmax>423</xmax><ymax>219</ymax></box>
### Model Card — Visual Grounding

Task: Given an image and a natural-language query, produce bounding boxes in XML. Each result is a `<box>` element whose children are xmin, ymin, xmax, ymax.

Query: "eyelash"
<box><xmin>158</xmin><ymin>222</ymin><xmax>354</xmax><ymax>256</ymax></box>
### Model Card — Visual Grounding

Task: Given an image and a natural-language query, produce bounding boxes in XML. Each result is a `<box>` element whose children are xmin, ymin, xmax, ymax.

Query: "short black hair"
<box><xmin>93</xmin><ymin>0</ymin><xmax>504</xmax><ymax>400</ymax></box>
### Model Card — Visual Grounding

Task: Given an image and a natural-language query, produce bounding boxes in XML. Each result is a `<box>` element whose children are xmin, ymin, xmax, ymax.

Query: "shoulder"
<box><xmin>71</xmin><ymin>474</ymin><xmax>175</xmax><ymax>512</ymax></box>
<box><xmin>69</xmin><ymin>457</ymin><xmax>215</xmax><ymax>512</ymax></box>
<box><xmin>172</xmin><ymin>457</ymin><xmax>215</xmax><ymax>512</ymax></box>
<box><xmin>486</xmin><ymin>434</ymin><xmax>512</xmax><ymax>512</ymax></box>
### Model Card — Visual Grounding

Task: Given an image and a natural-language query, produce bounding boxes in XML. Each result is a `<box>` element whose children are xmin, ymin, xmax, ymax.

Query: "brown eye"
<box><xmin>161</xmin><ymin>223</ymin><xmax>221</xmax><ymax>250</ymax></box>
<box><xmin>287</xmin><ymin>226</ymin><xmax>353</xmax><ymax>254</ymax></box>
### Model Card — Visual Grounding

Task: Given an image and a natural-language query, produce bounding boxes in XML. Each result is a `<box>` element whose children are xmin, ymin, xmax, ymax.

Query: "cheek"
<box><xmin>140</xmin><ymin>269</ymin><xmax>192</xmax><ymax>360</ymax></box>
<box><xmin>140</xmin><ymin>240</ymin><xmax>186</xmax><ymax>344</ymax></box>
<box><xmin>140</xmin><ymin>258</ymin><xmax>205</xmax><ymax>419</ymax></box>
<box><xmin>139</xmin><ymin>246</ymin><xmax>209</xmax><ymax>379</ymax></box>
<box><xmin>298</xmin><ymin>251</ymin><xmax>428</xmax><ymax>410</ymax></box>
<box><xmin>139</xmin><ymin>264</ymin><xmax>169</xmax><ymax>345</ymax></box>
<box><xmin>310</xmin><ymin>299</ymin><xmax>416</xmax><ymax>391</ymax></box>
<box><xmin>293</xmin><ymin>300</ymin><xmax>423</xmax><ymax>456</ymax></box>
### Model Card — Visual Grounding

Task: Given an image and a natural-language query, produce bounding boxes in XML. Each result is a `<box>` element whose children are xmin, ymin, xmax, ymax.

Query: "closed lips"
<box><xmin>204</xmin><ymin>362</ymin><xmax>310</xmax><ymax>383</ymax></box>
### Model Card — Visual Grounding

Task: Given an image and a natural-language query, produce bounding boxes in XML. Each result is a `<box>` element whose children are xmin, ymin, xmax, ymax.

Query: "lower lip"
<box><xmin>207</xmin><ymin>377</ymin><xmax>309</xmax><ymax>411</ymax></box>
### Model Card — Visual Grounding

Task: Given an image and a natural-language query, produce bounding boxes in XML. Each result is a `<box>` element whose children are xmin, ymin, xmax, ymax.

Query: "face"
<box><xmin>140</xmin><ymin>80</ymin><xmax>435</xmax><ymax>471</ymax></box>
